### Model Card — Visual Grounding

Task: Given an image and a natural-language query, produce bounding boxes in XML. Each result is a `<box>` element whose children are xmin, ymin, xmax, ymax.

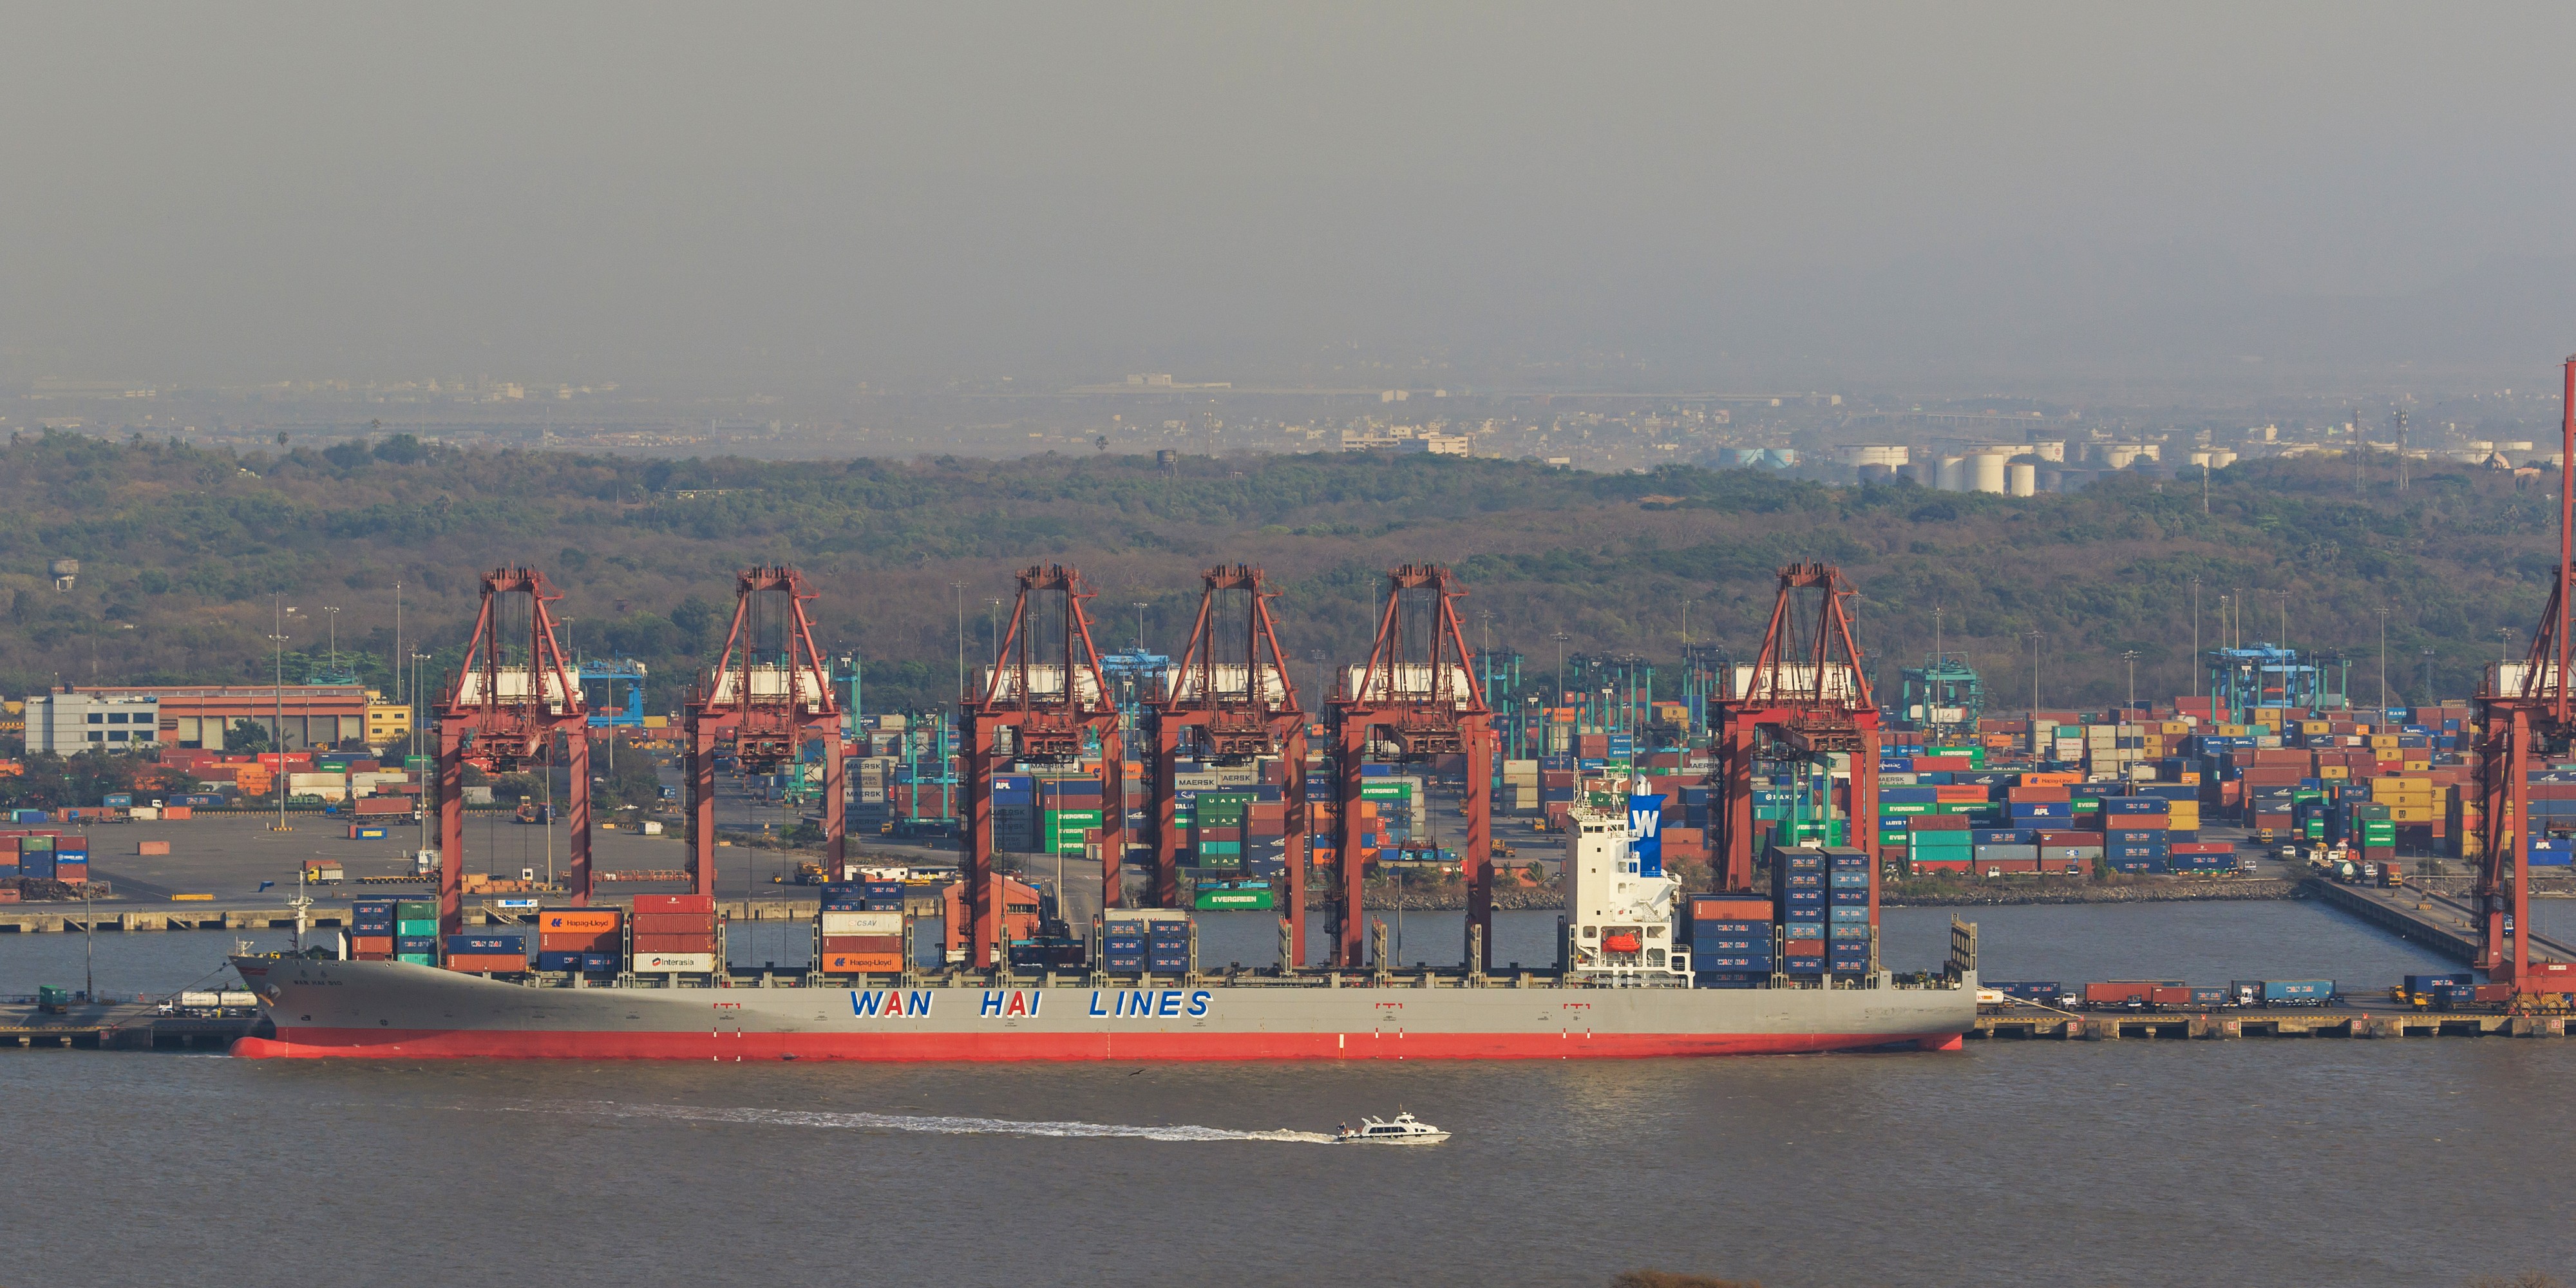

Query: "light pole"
<box><xmin>2026</xmin><ymin>630</ymin><xmax>2043</xmax><ymax>714</ymax></box>
<box><xmin>988</xmin><ymin>599</ymin><xmax>1004</xmax><ymax>668</ymax></box>
<box><xmin>2120</xmin><ymin>650</ymin><xmax>2139</xmax><ymax>715</ymax></box>
<box><xmin>2191</xmin><ymin>578</ymin><xmax>2201</xmax><ymax>700</ymax></box>
<box><xmin>951</xmin><ymin>582</ymin><xmax>967</xmax><ymax>699</ymax></box>
<box><xmin>1132</xmin><ymin>602</ymin><xmax>1148</xmax><ymax>652</ymax></box>
<box><xmin>2377</xmin><ymin>607</ymin><xmax>2390</xmax><ymax>714</ymax></box>
<box><xmin>269</xmin><ymin>594</ymin><xmax>291</xmax><ymax>833</ymax></box>
<box><xmin>1553</xmin><ymin>631</ymin><xmax>1571</xmax><ymax>714</ymax></box>
<box><xmin>321</xmin><ymin>605</ymin><xmax>341</xmax><ymax>676</ymax></box>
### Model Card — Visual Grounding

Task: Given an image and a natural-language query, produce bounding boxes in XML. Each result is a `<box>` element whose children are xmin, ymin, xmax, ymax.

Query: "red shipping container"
<box><xmin>2083</xmin><ymin>981</ymin><xmax>2177</xmax><ymax>1005</ymax></box>
<box><xmin>632</xmin><ymin>933</ymin><xmax>717</xmax><ymax>953</ymax></box>
<box><xmin>1911</xmin><ymin>815</ymin><xmax>1971</xmax><ymax>831</ymax></box>
<box><xmin>632</xmin><ymin>912</ymin><xmax>719</xmax><ymax>934</ymax></box>
<box><xmin>350</xmin><ymin>935</ymin><xmax>393</xmax><ymax>954</ymax></box>
<box><xmin>2006</xmin><ymin>786</ymin><xmax>2071</xmax><ymax>804</ymax></box>
<box><xmin>539</xmin><ymin>933</ymin><xmax>616</xmax><ymax>953</ymax></box>
<box><xmin>0</xmin><ymin>888</ymin><xmax>18</xmax><ymax>905</ymax></box>
<box><xmin>354</xmin><ymin>797</ymin><xmax>414</xmax><ymax>816</ymax></box>
<box><xmin>632</xmin><ymin>894</ymin><xmax>716</xmax><ymax>914</ymax></box>
<box><xmin>2037</xmin><ymin>858</ymin><xmax>2078</xmax><ymax>873</ymax></box>
<box><xmin>2151</xmin><ymin>986</ymin><xmax>2193</xmax><ymax>1007</ymax></box>
<box><xmin>820</xmin><ymin>934</ymin><xmax>904</xmax><ymax>952</ymax></box>
<box><xmin>1783</xmin><ymin>938</ymin><xmax>1826</xmax><ymax>956</ymax></box>
<box><xmin>446</xmin><ymin>954</ymin><xmax>526</xmax><ymax>973</ymax></box>
<box><xmin>1690</xmin><ymin>896</ymin><xmax>1774</xmax><ymax>921</ymax></box>
<box><xmin>2036</xmin><ymin>830</ymin><xmax>2098</xmax><ymax>846</ymax></box>
<box><xmin>1910</xmin><ymin>858</ymin><xmax>1971</xmax><ymax>875</ymax></box>
<box><xmin>1978</xmin><ymin>858</ymin><xmax>2038</xmax><ymax>874</ymax></box>
<box><xmin>1915</xmin><ymin>756</ymin><xmax>1975</xmax><ymax>771</ymax></box>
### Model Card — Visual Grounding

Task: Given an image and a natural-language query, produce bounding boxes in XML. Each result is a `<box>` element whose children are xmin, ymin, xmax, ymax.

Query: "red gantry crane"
<box><xmin>683</xmin><ymin>567</ymin><xmax>846</xmax><ymax>898</ymax></box>
<box><xmin>1709</xmin><ymin>564</ymin><xmax>1883</xmax><ymax>907</ymax></box>
<box><xmin>435</xmin><ymin>567</ymin><xmax>590</xmax><ymax>935</ymax></box>
<box><xmin>1146</xmin><ymin>565</ymin><xmax>1311</xmax><ymax>958</ymax></box>
<box><xmin>962</xmin><ymin>565</ymin><xmax>1126</xmax><ymax>969</ymax></box>
<box><xmin>1328</xmin><ymin>565</ymin><xmax>1494</xmax><ymax>971</ymax></box>
<box><xmin>2476</xmin><ymin>355</ymin><xmax>2576</xmax><ymax>988</ymax></box>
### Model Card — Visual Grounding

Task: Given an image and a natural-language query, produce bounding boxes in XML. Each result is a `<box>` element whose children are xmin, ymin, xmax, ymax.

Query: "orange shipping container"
<box><xmin>138</xmin><ymin>840</ymin><xmax>171</xmax><ymax>856</ymax></box>
<box><xmin>817</xmin><ymin>952</ymin><xmax>904</xmax><ymax>973</ymax></box>
<box><xmin>538</xmin><ymin>909</ymin><xmax>623</xmax><ymax>934</ymax></box>
<box><xmin>163</xmin><ymin>806</ymin><xmax>192</xmax><ymax>820</ymax></box>
<box><xmin>820</xmin><ymin>934</ymin><xmax>905</xmax><ymax>953</ymax></box>
<box><xmin>539</xmin><ymin>933</ymin><xmax>617</xmax><ymax>953</ymax></box>
<box><xmin>447</xmin><ymin>954</ymin><xmax>526</xmax><ymax>973</ymax></box>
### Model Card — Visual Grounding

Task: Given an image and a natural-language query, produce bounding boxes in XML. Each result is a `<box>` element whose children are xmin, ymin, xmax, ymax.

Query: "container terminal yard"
<box><xmin>9</xmin><ymin>363</ymin><xmax>2576</xmax><ymax>1057</ymax></box>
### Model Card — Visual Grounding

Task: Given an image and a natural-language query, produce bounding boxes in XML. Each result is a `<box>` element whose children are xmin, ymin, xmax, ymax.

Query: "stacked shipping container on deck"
<box><xmin>535</xmin><ymin>907</ymin><xmax>623</xmax><ymax>974</ymax></box>
<box><xmin>630</xmin><ymin>894</ymin><xmax>721</xmax><ymax>973</ymax></box>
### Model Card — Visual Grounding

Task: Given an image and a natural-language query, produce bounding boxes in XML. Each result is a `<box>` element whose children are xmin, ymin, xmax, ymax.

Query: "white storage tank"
<box><xmin>1935</xmin><ymin>456</ymin><xmax>1967</xmax><ymax>491</ymax></box>
<box><xmin>1969</xmin><ymin>453</ymin><xmax>2009</xmax><ymax>494</ymax></box>
<box><xmin>2007</xmin><ymin>462</ymin><xmax>2037</xmax><ymax>497</ymax></box>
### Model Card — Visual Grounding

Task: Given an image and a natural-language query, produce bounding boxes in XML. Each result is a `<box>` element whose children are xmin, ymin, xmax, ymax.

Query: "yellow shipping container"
<box><xmin>2369</xmin><ymin>734</ymin><xmax>2400</xmax><ymax>748</ymax></box>
<box><xmin>2318</xmin><ymin>766</ymin><xmax>2348</xmax><ymax>779</ymax></box>
<box><xmin>642</xmin><ymin>715</ymin><xmax>670</xmax><ymax>729</ymax></box>
<box><xmin>2390</xmin><ymin>806</ymin><xmax>2439</xmax><ymax>823</ymax></box>
<box><xmin>2301</xmin><ymin>720</ymin><xmax>2331</xmax><ymax>735</ymax></box>
<box><xmin>2401</xmin><ymin>759</ymin><xmax>2431</xmax><ymax>772</ymax></box>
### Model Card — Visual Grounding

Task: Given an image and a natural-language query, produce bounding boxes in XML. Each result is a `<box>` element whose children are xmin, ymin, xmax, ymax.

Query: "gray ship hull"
<box><xmin>229</xmin><ymin>957</ymin><xmax>1975</xmax><ymax>1060</ymax></box>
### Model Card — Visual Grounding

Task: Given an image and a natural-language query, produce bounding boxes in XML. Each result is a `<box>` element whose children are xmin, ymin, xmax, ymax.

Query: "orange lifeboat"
<box><xmin>1602</xmin><ymin>931</ymin><xmax>1643</xmax><ymax>954</ymax></box>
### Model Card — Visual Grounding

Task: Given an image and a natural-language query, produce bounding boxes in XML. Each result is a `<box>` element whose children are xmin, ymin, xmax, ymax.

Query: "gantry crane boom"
<box><xmin>435</xmin><ymin>566</ymin><xmax>591</xmax><ymax>933</ymax></box>
<box><xmin>1146</xmin><ymin>565</ymin><xmax>1311</xmax><ymax>958</ymax></box>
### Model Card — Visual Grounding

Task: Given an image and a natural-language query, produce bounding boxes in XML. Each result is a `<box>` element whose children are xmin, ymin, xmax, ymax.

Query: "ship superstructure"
<box><xmin>1561</xmin><ymin>777</ymin><xmax>1688</xmax><ymax>981</ymax></box>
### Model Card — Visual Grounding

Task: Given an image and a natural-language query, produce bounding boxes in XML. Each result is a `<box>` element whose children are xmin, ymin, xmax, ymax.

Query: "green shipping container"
<box><xmin>395</xmin><ymin>919</ymin><xmax>439</xmax><ymax>936</ymax></box>
<box><xmin>1195</xmin><ymin>888</ymin><xmax>1276</xmax><ymax>911</ymax></box>
<box><xmin>395</xmin><ymin>900</ymin><xmax>436</xmax><ymax>917</ymax></box>
<box><xmin>1359</xmin><ymin>782</ymin><xmax>1412</xmax><ymax>800</ymax></box>
<box><xmin>395</xmin><ymin>952</ymin><xmax>437</xmax><ymax>966</ymax></box>
<box><xmin>1196</xmin><ymin>840</ymin><xmax>1243</xmax><ymax>855</ymax></box>
<box><xmin>1881</xmin><ymin>802</ymin><xmax>1933</xmax><ymax>815</ymax></box>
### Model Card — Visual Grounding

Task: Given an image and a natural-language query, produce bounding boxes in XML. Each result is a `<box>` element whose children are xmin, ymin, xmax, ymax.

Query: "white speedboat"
<box><xmin>1333</xmin><ymin>1112</ymin><xmax>1448</xmax><ymax>1145</ymax></box>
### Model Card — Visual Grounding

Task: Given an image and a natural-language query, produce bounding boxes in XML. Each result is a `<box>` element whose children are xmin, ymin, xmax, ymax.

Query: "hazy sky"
<box><xmin>6</xmin><ymin>4</ymin><xmax>2574</xmax><ymax>392</ymax></box>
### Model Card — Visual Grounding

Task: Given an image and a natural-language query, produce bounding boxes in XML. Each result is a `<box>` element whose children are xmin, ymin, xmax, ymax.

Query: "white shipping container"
<box><xmin>176</xmin><ymin>991</ymin><xmax>222</xmax><ymax>1009</ymax></box>
<box><xmin>128</xmin><ymin>806</ymin><xmax>159</xmax><ymax>820</ymax></box>
<box><xmin>630</xmin><ymin>952</ymin><xmax>717</xmax><ymax>973</ymax></box>
<box><xmin>288</xmin><ymin>772</ymin><xmax>343</xmax><ymax>788</ymax></box>
<box><xmin>819</xmin><ymin>911</ymin><xmax>903</xmax><ymax>934</ymax></box>
<box><xmin>641</xmin><ymin>820</ymin><xmax>665</xmax><ymax>835</ymax></box>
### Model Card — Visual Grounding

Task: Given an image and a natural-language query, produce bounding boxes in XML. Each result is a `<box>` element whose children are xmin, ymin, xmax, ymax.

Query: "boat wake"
<box><xmin>540</xmin><ymin>1100</ymin><xmax>1338</xmax><ymax>1144</ymax></box>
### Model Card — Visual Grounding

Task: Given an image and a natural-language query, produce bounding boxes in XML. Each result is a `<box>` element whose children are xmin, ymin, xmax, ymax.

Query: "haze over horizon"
<box><xmin>7</xmin><ymin>3</ymin><xmax>2575</xmax><ymax>398</ymax></box>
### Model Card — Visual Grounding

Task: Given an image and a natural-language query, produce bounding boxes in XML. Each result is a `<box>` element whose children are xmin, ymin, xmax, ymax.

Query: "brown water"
<box><xmin>6</xmin><ymin>901</ymin><xmax>2572</xmax><ymax>1287</ymax></box>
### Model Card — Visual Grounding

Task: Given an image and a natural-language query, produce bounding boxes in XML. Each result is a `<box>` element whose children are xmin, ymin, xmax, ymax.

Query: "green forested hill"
<box><xmin>0</xmin><ymin>428</ymin><xmax>2553</xmax><ymax>719</ymax></box>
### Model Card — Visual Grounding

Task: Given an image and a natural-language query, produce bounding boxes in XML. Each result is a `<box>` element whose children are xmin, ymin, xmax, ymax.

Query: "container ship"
<box><xmin>229</xmin><ymin>786</ymin><xmax>1975</xmax><ymax>1061</ymax></box>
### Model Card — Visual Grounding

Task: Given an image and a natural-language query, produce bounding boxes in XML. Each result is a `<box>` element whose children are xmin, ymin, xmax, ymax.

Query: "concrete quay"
<box><xmin>1975</xmin><ymin>1005</ymin><xmax>2569</xmax><ymax>1041</ymax></box>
